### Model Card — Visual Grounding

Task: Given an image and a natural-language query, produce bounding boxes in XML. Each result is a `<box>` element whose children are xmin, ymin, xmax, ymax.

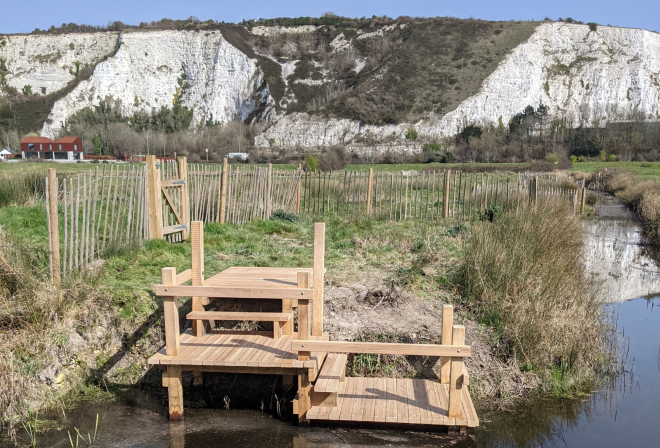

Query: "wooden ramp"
<box><xmin>307</xmin><ymin>377</ymin><xmax>479</xmax><ymax>427</ymax></box>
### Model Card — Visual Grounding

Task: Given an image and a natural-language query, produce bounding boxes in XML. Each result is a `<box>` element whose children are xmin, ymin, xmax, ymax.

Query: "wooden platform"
<box><xmin>307</xmin><ymin>377</ymin><xmax>479</xmax><ymax>427</ymax></box>
<box><xmin>204</xmin><ymin>267</ymin><xmax>314</xmax><ymax>289</ymax></box>
<box><xmin>148</xmin><ymin>331</ymin><xmax>328</xmax><ymax>371</ymax></box>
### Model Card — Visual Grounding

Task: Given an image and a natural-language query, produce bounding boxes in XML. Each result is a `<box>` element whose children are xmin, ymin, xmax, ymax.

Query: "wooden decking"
<box><xmin>307</xmin><ymin>377</ymin><xmax>479</xmax><ymax>427</ymax></box>
<box><xmin>149</xmin><ymin>331</ymin><xmax>328</xmax><ymax>370</ymax></box>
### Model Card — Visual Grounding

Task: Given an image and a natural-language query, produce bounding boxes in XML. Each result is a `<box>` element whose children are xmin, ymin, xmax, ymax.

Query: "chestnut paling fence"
<box><xmin>45</xmin><ymin>158</ymin><xmax>585</xmax><ymax>281</ymax></box>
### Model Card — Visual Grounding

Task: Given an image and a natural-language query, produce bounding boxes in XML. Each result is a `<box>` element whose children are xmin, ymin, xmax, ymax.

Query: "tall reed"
<box><xmin>459</xmin><ymin>198</ymin><xmax>606</xmax><ymax>392</ymax></box>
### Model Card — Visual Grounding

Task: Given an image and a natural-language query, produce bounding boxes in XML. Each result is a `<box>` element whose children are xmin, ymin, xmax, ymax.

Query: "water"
<box><xmin>6</xmin><ymin>204</ymin><xmax>660</xmax><ymax>447</ymax></box>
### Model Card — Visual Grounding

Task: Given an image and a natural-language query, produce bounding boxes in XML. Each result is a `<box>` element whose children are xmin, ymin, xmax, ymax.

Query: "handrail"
<box><xmin>290</xmin><ymin>339</ymin><xmax>470</xmax><ymax>358</ymax></box>
<box><xmin>155</xmin><ymin>284</ymin><xmax>314</xmax><ymax>299</ymax></box>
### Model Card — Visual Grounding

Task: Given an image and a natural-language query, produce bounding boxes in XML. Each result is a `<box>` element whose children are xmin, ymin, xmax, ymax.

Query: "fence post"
<box><xmin>265</xmin><ymin>163</ymin><xmax>273</xmax><ymax>218</ymax></box>
<box><xmin>366</xmin><ymin>168</ymin><xmax>374</xmax><ymax>216</ymax></box>
<box><xmin>47</xmin><ymin>168</ymin><xmax>61</xmax><ymax>286</ymax></box>
<box><xmin>296</xmin><ymin>164</ymin><xmax>302</xmax><ymax>214</ymax></box>
<box><xmin>219</xmin><ymin>158</ymin><xmax>228</xmax><ymax>223</ymax></box>
<box><xmin>448</xmin><ymin>324</ymin><xmax>466</xmax><ymax>419</ymax></box>
<box><xmin>529</xmin><ymin>176</ymin><xmax>538</xmax><ymax>208</ymax></box>
<box><xmin>146</xmin><ymin>155</ymin><xmax>164</xmax><ymax>239</ymax></box>
<box><xmin>177</xmin><ymin>157</ymin><xmax>189</xmax><ymax>240</ymax></box>
<box><xmin>442</xmin><ymin>170</ymin><xmax>451</xmax><ymax>218</ymax></box>
<box><xmin>580</xmin><ymin>186</ymin><xmax>586</xmax><ymax>215</ymax></box>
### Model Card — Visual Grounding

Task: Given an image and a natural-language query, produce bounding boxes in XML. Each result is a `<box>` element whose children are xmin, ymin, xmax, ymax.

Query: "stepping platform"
<box><xmin>148</xmin><ymin>330</ymin><xmax>328</xmax><ymax>370</ymax></box>
<box><xmin>306</xmin><ymin>377</ymin><xmax>479</xmax><ymax>427</ymax></box>
<box><xmin>314</xmin><ymin>353</ymin><xmax>347</xmax><ymax>393</ymax></box>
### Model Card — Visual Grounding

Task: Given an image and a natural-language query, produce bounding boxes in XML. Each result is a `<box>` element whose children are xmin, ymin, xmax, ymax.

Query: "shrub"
<box><xmin>459</xmin><ymin>199</ymin><xmax>605</xmax><ymax>392</ymax></box>
<box><xmin>317</xmin><ymin>145</ymin><xmax>350</xmax><ymax>171</ymax></box>
<box><xmin>305</xmin><ymin>156</ymin><xmax>318</xmax><ymax>172</ymax></box>
<box><xmin>404</xmin><ymin>127</ymin><xmax>418</xmax><ymax>141</ymax></box>
<box><xmin>270</xmin><ymin>209</ymin><xmax>298</xmax><ymax>222</ymax></box>
<box><xmin>570</xmin><ymin>155</ymin><xmax>578</xmax><ymax>163</ymax></box>
<box><xmin>21</xmin><ymin>85</ymin><xmax>32</xmax><ymax>96</ymax></box>
<box><xmin>546</xmin><ymin>153</ymin><xmax>559</xmax><ymax>164</ymax></box>
<box><xmin>587</xmin><ymin>22</ymin><xmax>598</xmax><ymax>32</ymax></box>
<box><xmin>609</xmin><ymin>154</ymin><xmax>617</xmax><ymax>162</ymax></box>
<box><xmin>459</xmin><ymin>124</ymin><xmax>483</xmax><ymax>142</ymax></box>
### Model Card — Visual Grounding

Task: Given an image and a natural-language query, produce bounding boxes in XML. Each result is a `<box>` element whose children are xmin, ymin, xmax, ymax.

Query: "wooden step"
<box><xmin>186</xmin><ymin>311</ymin><xmax>292</xmax><ymax>322</ymax></box>
<box><xmin>314</xmin><ymin>353</ymin><xmax>347</xmax><ymax>393</ymax></box>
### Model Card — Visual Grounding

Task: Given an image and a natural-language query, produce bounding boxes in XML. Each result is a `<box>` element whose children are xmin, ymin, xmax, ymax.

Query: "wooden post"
<box><xmin>163</xmin><ymin>365</ymin><xmax>184</xmax><ymax>420</ymax></box>
<box><xmin>146</xmin><ymin>155</ymin><xmax>164</xmax><ymax>239</ymax></box>
<box><xmin>442</xmin><ymin>170</ymin><xmax>451</xmax><ymax>218</ymax></box>
<box><xmin>191</xmin><ymin>221</ymin><xmax>209</xmax><ymax>337</ymax></box>
<box><xmin>529</xmin><ymin>176</ymin><xmax>538</xmax><ymax>208</ymax></box>
<box><xmin>47</xmin><ymin>169</ymin><xmax>61</xmax><ymax>286</ymax></box>
<box><xmin>296</xmin><ymin>271</ymin><xmax>311</xmax><ymax>423</ymax></box>
<box><xmin>162</xmin><ymin>267</ymin><xmax>180</xmax><ymax>356</ymax></box>
<box><xmin>219</xmin><ymin>158</ymin><xmax>228</xmax><ymax>223</ymax></box>
<box><xmin>366</xmin><ymin>168</ymin><xmax>374</xmax><ymax>216</ymax></box>
<box><xmin>440</xmin><ymin>305</ymin><xmax>453</xmax><ymax>383</ymax></box>
<box><xmin>177</xmin><ymin>157</ymin><xmax>189</xmax><ymax>240</ymax></box>
<box><xmin>296</xmin><ymin>164</ymin><xmax>302</xmax><ymax>214</ymax></box>
<box><xmin>448</xmin><ymin>325</ymin><xmax>466</xmax><ymax>419</ymax></box>
<box><xmin>312</xmin><ymin>222</ymin><xmax>325</xmax><ymax>337</ymax></box>
<box><xmin>580</xmin><ymin>187</ymin><xmax>586</xmax><ymax>215</ymax></box>
<box><xmin>265</xmin><ymin>163</ymin><xmax>273</xmax><ymax>218</ymax></box>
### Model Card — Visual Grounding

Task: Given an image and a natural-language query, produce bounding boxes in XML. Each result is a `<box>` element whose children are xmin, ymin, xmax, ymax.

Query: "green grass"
<box><xmin>570</xmin><ymin>161</ymin><xmax>660</xmax><ymax>180</ymax></box>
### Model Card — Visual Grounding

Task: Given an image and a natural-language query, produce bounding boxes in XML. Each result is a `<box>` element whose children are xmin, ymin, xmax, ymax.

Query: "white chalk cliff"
<box><xmin>0</xmin><ymin>33</ymin><xmax>118</xmax><ymax>94</ymax></box>
<box><xmin>255</xmin><ymin>22</ymin><xmax>660</xmax><ymax>148</ymax></box>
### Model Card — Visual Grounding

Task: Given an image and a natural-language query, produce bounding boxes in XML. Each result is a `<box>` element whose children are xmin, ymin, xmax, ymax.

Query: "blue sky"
<box><xmin>2</xmin><ymin>0</ymin><xmax>658</xmax><ymax>34</ymax></box>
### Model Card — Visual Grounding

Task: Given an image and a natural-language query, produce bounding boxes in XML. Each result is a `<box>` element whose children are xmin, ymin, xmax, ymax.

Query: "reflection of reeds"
<box><xmin>460</xmin><ymin>198</ymin><xmax>608</xmax><ymax>395</ymax></box>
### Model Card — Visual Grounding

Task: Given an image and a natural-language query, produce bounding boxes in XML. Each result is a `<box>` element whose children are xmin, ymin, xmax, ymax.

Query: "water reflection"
<box><xmin>475</xmin><ymin>296</ymin><xmax>660</xmax><ymax>448</ymax></box>
<box><xmin>583</xmin><ymin>205</ymin><xmax>660</xmax><ymax>302</ymax></box>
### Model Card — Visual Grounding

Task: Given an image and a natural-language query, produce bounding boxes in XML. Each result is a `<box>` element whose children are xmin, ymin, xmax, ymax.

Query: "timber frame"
<box><xmin>149</xmin><ymin>221</ymin><xmax>477</xmax><ymax>431</ymax></box>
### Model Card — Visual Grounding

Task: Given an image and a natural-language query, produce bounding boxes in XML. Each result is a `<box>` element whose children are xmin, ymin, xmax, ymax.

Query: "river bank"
<box><xmin>4</xmin><ymin>199</ymin><xmax>658</xmax><ymax>447</ymax></box>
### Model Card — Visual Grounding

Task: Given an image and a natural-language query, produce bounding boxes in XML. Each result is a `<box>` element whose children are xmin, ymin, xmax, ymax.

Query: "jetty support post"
<box><xmin>448</xmin><ymin>325</ymin><xmax>466</xmax><ymax>420</ymax></box>
<box><xmin>161</xmin><ymin>266</ymin><xmax>183</xmax><ymax>419</ymax></box>
<box><xmin>191</xmin><ymin>221</ymin><xmax>210</xmax><ymax>337</ymax></box>
<box><xmin>439</xmin><ymin>305</ymin><xmax>453</xmax><ymax>383</ymax></box>
<box><xmin>312</xmin><ymin>222</ymin><xmax>325</xmax><ymax>336</ymax></box>
<box><xmin>295</xmin><ymin>271</ymin><xmax>312</xmax><ymax>423</ymax></box>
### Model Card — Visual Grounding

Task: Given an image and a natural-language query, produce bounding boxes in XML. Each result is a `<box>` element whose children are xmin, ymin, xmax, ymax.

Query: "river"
<box><xmin>5</xmin><ymin>203</ymin><xmax>660</xmax><ymax>447</ymax></box>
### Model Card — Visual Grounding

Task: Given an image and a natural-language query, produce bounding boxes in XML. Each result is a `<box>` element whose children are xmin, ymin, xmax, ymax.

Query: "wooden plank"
<box><xmin>146</xmin><ymin>156</ymin><xmax>164</xmax><ymax>239</ymax></box>
<box><xmin>186</xmin><ymin>311</ymin><xmax>291</xmax><ymax>322</ymax></box>
<box><xmin>155</xmin><ymin>285</ymin><xmax>314</xmax><ymax>299</ymax></box>
<box><xmin>291</xmin><ymin>340</ymin><xmax>470</xmax><ymax>357</ymax></box>
<box><xmin>351</xmin><ymin>376</ymin><xmax>366</xmax><ymax>422</ymax></box>
<box><xmin>161</xmin><ymin>179</ymin><xmax>185</xmax><ymax>187</ymax></box>
<box><xmin>439</xmin><ymin>378</ymin><xmax>455</xmax><ymax>426</ymax></box>
<box><xmin>385</xmin><ymin>378</ymin><xmax>397</xmax><ymax>423</ymax></box>
<box><xmin>339</xmin><ymin>378</ymin><xmax>357</xmax><ymax>421</ymax></box>
<box><xmin>406</xmin><ymin>378</ymin><xmax>421</xmax><ymax>424</ymax></box>
<box><xmin>373</xmin><ymin>377</ymin><xmax>387</xmax><ymax>423</ymax></box>
<box><xmin>328</xmin><ymin>379</ymin><xmax>347</xmax><ymax>420</ymax></box>
<box><xmin>314</xmin><ymin>353</ymin><xmax>337</xmax><ymax>393</ymax></box>
<box><xmin>47</xmin><ymin>169</ymin><xmax>61</xmax><ymax>285</ymax></box>
<box><xmin>427</xmin><ymin>380</ymin><xmax>444</xmax><ymax>425</ymax></box>
<box><xmin>396</xmin><ymin>377</ymin><xmax>409</xmax><ymax>424</ymax></box>
<box><xmin>320</xmin><ymin>353</ymin><xmax>346</xmax><ymax>392</ymax></box>
<box><xmin>161</xmin><ymin>187</ymin><xmax>184</xmax><ymax>224</ymax></box>
<box><xmin>362</xmin><ymin>377</ymin><xmax>375</xmax><ymax>422</ymax></box>
<box><xmin>175</xmin><ymin>269</ymin><xmax>192</xmax><ymax>285</ymax></box>
<box><xmin>418</xmin><ymin>380</ymin><xmax>433</xmax><ymax>425</ymax></box>
<box><xmin>461</xmin><ymin>386</ymin><xmax>480</xmax><ymax>427</ymax></box>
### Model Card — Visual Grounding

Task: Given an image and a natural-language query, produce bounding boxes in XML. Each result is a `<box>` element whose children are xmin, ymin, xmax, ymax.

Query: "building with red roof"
<box><xmin>20</xmin><ymin>136</ymin><xmax>84</xmax><ymax>161</ymax></box>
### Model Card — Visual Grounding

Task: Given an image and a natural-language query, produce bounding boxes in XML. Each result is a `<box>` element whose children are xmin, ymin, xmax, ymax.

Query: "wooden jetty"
<box><xmin>148</xmin><ymin>221</ymin><xmax>478</xmax><ymax>431</ymax></box>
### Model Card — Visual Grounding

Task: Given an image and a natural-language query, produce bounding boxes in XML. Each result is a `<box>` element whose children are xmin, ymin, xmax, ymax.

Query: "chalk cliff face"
<box><xmin>40</xmin><ymin>30</ymin><xmax>274</xmax><ymax>137</ymax></box>
<box><xmin>3</xmin><ymin>22</ymin><xmax>660</xmax><ymax>149</ymax></box>
<box><xmin>0</xmin><ymin>33</ymin><xmax>118</xmax><ymax>94</ymax></box>
<box><xmin>255</xmin><ymin>22</ymin><xmax>660</xmax><ymax>148</ymax></box>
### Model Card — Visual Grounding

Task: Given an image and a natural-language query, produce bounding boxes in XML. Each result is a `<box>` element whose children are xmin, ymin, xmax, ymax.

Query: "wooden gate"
<box><xmin>146</xmin><ymin>155</ymin><xmax>190</xmax><ymax>240</ymax></box>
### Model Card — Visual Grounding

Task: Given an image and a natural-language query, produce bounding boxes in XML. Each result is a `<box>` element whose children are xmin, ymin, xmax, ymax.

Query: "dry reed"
<box><xmin>459</xmin><ymin>198</ymin><xmax>606</xmax><ymax>393</ymax></box>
